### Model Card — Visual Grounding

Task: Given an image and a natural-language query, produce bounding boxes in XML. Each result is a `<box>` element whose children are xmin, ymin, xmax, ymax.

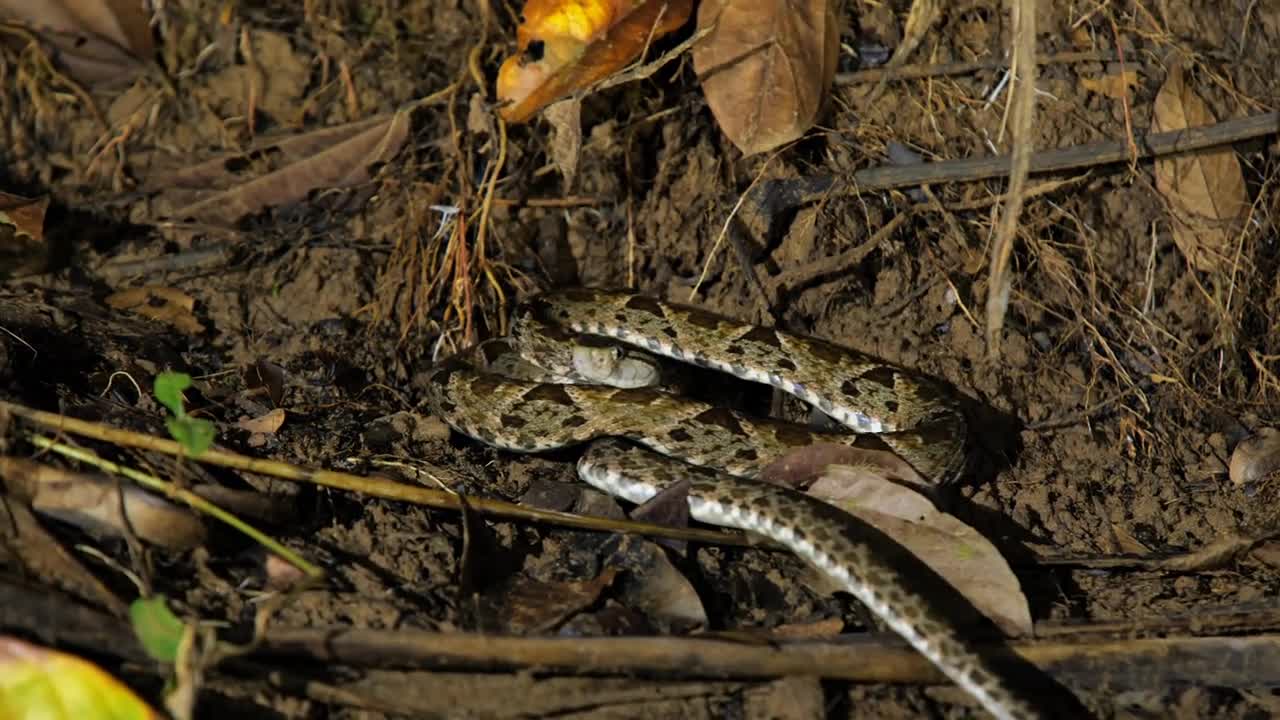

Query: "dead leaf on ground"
<box><xmin>759</xmin><ymin>441</ymin><xmax>928</xmax><ymax>491</ymax></box>
<box><xmin>500</xmin><ymin>567</ymin><xmax>619</xmax><ymax>634</ymax></box>
<box><xmin>608</xmin><ymin>533</ymin><xmax>708</xmax><ymax>632</ymax></box>
<box><xmin>1230</xmin><ymin>427</ymin><xmax>1280</xmax><ymax>487</ymax></box>
<box><xmin>1080</xmin><ymin>69</ymin><xmax>1139</xmax><ymax>99</ymax></box>
<box><xmin>148</xmin><ymin>111</ymin><xmax>411</xmax><ymax>225</ymax></box>
<box><xmin>496</xmin><ymin>0</ymin><xmax>694</xmax><ymax>123</ymax></box>
<box><xmin>692</xmin><ymin>0</ymin><xmax>840</xmax><ymax>155</ymax></box>
<box><xmin>545</xmin><ymin>98</ymin><xmax>583</xmax><ymax>190</ymax></box>
<box><xmin>629</xmin><ymin>476</ymin><xmax>692</xmax><ymax>554</ymax></box>
<box><xmin>0</xmin><ymin>192</ymin><xmax>50</xmax><ymax>278</ymax></box>
<box><xmin>0</xmin><ymin>495</ymin><xmax>128</xmax><ymax>616</ymax></box>
<box><xmin>0</xmin><ymin>0</ymin><xmax>153</xmax><ymax>86</ymax></box>
<box><xmin>1152</xmin><ymin>64</ymin><xmax>1248</xmax><ymax>272</ymax></box>
<box><xmin>238</xmin><ymin>409</ymin><xmax>287</xmax><ymax>435</ymax></box>
<box><xmin>806</xmin><ymin>464</ymin><xmax>1033</xmax><ymax>637</ymax></box>
<box><xmin>104</xmin><ymin>286</ymin><xmax>205</xmax><ymax>335</ymax></box>
<box><xmin>1</xmin><ymin>456</ymin><xmax>207</xmax><ymax>551</ymax></box>
<box><xmin>244</xmin><ymin>359</ymin><xmax>286</xmax><ymax>407</ymax></box>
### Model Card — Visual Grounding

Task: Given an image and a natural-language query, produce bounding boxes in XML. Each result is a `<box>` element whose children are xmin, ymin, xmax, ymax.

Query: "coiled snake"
<box><xmin>426</xmin><ymin>288</ymin><xmax>1041</xmax><ymax>720</ymax></box>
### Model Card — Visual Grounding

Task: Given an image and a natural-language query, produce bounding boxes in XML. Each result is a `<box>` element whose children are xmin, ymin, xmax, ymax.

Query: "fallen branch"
<box><xmin>752</xmin><ymin>112</ymin><xmax>1280</xmax><ymax>213</ymax></box>
<box><xmin>258</xmin><ymin>623</ymin><xmax>1280</xmax><ymax>693</ymax></box>
<box><xmin>0</xmin><ymin>400</ymin><xmax>756</xmax><ymax>547</ymax></box>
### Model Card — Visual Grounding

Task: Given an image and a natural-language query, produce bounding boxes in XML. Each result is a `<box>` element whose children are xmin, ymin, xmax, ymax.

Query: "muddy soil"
<box><xmin>2</xmin><ymin>1</ymin><xmax>1280</xmax><ymax>719</ymax></box>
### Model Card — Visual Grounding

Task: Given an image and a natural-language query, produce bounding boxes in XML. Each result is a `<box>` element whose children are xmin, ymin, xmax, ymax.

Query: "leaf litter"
<box><xmin>0</xmin><ymin>0</ymin><xmax>152</xmax><ymax>87</ymax></box>
<box><xmin>148</xmin><ymin>111</ymin><xmax>412</xmax><ymax>226</ymax></box>
<box><xmin>1151</xmin><ymin>63</ymin><xmax>1249</xmax><ymax>273</ymax></box>
<box><xmin>768</xmin><ymin>445</ymin><xmax>1033</xmax><ymax>637</ymax></box>
<box><xmin>692</xmin><ymin>0</ymin><xmax>840</xmax><ymax>155</ymax></box>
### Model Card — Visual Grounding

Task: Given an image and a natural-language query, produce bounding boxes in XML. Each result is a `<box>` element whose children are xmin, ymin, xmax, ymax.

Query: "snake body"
<box><xmin>426</xmin><ymin>288</ymin><xmax>1040</xmax><ymax>720</ymax></box>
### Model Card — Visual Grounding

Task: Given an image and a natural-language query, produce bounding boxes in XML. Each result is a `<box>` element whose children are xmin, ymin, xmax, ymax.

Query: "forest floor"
<box><xmin>2</xmin><ymin>1</ymin><xmax>1280</xmax><ymax>718</ymax></box>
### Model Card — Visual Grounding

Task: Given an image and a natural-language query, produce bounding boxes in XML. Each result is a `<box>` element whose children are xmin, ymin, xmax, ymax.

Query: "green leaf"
<box><xmin>165</xmin><ymin>416</ymin><xmax>215</xmax><ymax>458</ymax></box>
<box><xmin>0</xmin><ymin>635</ymin><xmax>160</xmax><ymax>720</ymax></box>
<box><xmin>129</xmin><ymin>596</ymin><xmax>185</xmax><ymax>664</ymax></box>
<box><xmin>153</xmin><ymin>372</ymin><xmax>192</xmax><ymax>418</ymax></box>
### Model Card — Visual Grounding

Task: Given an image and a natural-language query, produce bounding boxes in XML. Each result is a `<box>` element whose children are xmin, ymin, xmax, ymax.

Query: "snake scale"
<box><xmin>425</xmin><ymin>288</ymin><xmax>1041</xmax><ymax>720</ymax></box>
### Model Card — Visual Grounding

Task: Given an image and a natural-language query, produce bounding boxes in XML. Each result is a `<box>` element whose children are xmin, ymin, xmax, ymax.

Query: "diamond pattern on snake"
<box><xmin>426</xmin><ymin>288</ymin><xmax>1045</xmax><ymax>720</ymax></box>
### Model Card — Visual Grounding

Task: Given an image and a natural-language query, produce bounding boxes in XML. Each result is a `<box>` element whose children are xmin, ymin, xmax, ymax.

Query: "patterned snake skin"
<box><xmin>425</xmin><ymin>288</ymin><xmax>1041</xmax><ymax>720</ymax></box>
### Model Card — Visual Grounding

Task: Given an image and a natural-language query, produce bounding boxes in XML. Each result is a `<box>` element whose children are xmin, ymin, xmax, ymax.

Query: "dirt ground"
<box><xmin>2</xmin><ymin>1</ymin><xmax>1280</xmax><ymax>718</ymax></box>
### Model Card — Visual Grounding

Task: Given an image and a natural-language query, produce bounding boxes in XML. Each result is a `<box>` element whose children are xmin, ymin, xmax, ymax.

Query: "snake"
<box><xmin>425</xmin><ymin>288</ymin><xmax>1042</xmax><ymax>720</ymax></box>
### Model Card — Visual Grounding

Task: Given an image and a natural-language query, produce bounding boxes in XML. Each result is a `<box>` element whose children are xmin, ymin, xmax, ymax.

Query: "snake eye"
<box><xmin>525</xmin><ymin>40</ymin><xmax>545</xmax><ymax>62</ymax></box>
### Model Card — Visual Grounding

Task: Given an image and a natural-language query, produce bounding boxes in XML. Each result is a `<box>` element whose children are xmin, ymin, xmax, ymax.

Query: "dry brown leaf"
<box><xmin>1230</xmin><ymin>427</ymin><xmax>1280</xmax><ymax>487</ymax></box>
<box><xmin>104</xmin><ymin>286</ymin><xmax>204</xmax><ymax>335</ymax></box>
<box><xmin>807</xmin><ymin>465</ymin><xmax>1033</xmax><ymax>637</ymax></box>
<box><xmin>0</xmin><ymin>494</ymin><xmax>128</xmax><ymax>616</ymax></box>
<box><xmin>692</xmin><ymin>0</ymin><xmax>840</xmax><ymax>156</ymax></box>
<box><xmin>244</xmin><ymin>359</ymin><xmax>286</xmax><ymax>407</ymax></box>
<box><xmin>0</xmin><ymin>0</ymin><xmax>152</xmax><ymax>86</ymax></box>
<box><xmin>151</xmin><ymin>112</ymin><xmax>410</xmax><ymax>225</ymax></box>
<box><xmin>759</xmin><ymin>441</ymin><xmax>927</xmax><ymax>491</ymax></box>
<box><xmin>545</xmin><ymin>98</ymin><xmax>583</xmax><ymax>190</ymax></box>
<box><xmin>236</xmin><ymin>408</ymin><xmax>286</xmax><ymax>435</ymax></box>
<box><xmin>1080</xmin><ymin>69</ymin><xmax>1138</xmax><ymax>99</ymax></box>
<box><xmin>11</xmin><ymin>458</ymin><xmax>207</xmax><ymax>551</ymax></box>
<box><xmin>1152</xmin><ymin>64</ymin><xmax>1248</xmax><ymax>272</ymax></box>
<box><xmin>496</xmin><ymin>0</ymin><xmax>694</xmax><ymax>123</ymax></box>
<box><xmin>0</xmin><ymin>192</ymin><xmax>50</xmax><ymax>278</ymax></box>
<box><xmin>500</xmin><ymin>567</ymin><xmax>619</xmax><ymax>634</ymax></box>
<box><xmin>610</xmin><ymin>533</ymin><xmax>708</xmax><ymax>631</ymax></box>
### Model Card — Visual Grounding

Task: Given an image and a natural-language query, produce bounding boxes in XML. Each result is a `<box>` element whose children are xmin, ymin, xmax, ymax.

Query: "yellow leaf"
<box><xmin>496</xmin><ymin>0</ymin><xmax>693</xmax><ymax>123</ymax></box>
<box><xmin>0</xmin><ymin>635</ymin><xmax>161</xmax><ymax>720</ymax></box>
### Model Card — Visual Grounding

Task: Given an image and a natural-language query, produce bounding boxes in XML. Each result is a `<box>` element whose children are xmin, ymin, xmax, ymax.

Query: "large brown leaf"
<box><xmin>805</xmin><ymin>464</ymin><xmax>1033</xmax><ymax>637</ymax></box>
<box><xmin>1151</xmin><ymin>64</ymin><xmax>1248</xmax><ymax>272</ymax></box>
<box><xmin>692</xmin><ymin>0</ymin><xmax>840</xmax><ymax>155</ymax></box>
<box><xmin>148</xmin><ymin>112</ymin><xmax>410</xmax><ymax>225</ymax></box>
<box><xmin>0</xmin><ymin>0</ymin><xmax>152</xmax><ymax>86</ymax></box>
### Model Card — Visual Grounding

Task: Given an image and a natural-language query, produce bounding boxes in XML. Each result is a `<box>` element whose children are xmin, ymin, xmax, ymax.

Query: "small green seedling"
<box><xmin>129</xmin><ymin>595</ymin><xmax>185</xmax><ymax>664</ymax></box>
<box><xmin>154</xmin><ymin>372</ymin><xmax>215</xmax><ymax>457</ymax></box>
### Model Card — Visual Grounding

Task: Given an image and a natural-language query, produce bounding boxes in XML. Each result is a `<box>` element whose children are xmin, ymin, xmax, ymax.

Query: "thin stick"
<box><xmin>760</xmin><ymin>112</ymin><xmax>1279</xmax><ymax>206</ymax></box>
<box><xmin>836</xmin><ymin>50</ymin><xmax>1114</xmax><ymax>85</ymax></box>
<box><xmin>27</xmin><ymin>434</ymin><xmax>323</xmax><ymax>579</ymax></box>
<box><xmin>983</xmin><ymin>0</ymin><xmax>1037</xmax><ymax>354</ymax></box>
<box><xmin>1</xmin><ymin>401</ymin><xmax>759</xmax><ymax>548</ymax></box>
<box><xmin>258</xmin><ymin>625</ymin><xmax>1280</xmax><ymax>692</ymax></box>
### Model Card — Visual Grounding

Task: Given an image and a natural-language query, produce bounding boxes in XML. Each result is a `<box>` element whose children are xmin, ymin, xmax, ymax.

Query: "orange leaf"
<box><xmin>496</xmin><ymin>0</ymin><xmax>693</xmax><ymax>123</ymax></box>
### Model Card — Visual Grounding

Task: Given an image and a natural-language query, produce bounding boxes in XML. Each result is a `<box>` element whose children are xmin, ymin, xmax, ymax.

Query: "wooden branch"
<box><xmin>259</xmin><ymin>624</ymin><xmax>1280</xmax><ymax>692</ymax></box>
<box><xmin>835</xmin><ymin>50</ymin><xmax>1115</xmax><ymax>85</ymax></box>
<box><xmin>753</xmin><ymin>112</ymin><xmax>1280</xmax><ymax>213</ymax></box>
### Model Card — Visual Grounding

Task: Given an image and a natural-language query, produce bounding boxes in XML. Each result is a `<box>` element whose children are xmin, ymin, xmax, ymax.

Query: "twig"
<box><xmin>765</xmin><ymin>212</ymin><xmax>912</xmax><ymax>301</ymax></box>
<box><xmin>836</xmin><ymin>50</ymin><xmax>1114</xmax><ymax>85</ymax></box>
<box><xmin>1</xmin><ymin>401</ymin><xmax>760</xmax><ymax>548</ymax></box>
<box><xmin>983</xmin><ymin>0</ymin><xmax>1037</xmax><ymax>354</ymax></box>
<box><xmin>258</xmin><ymin>625</ymin><xmax>1280</xmax><ymax>693</ymax></box>
<box><xmin>753</xmin><ymin>112</ymin><xmax>1280</xmax><ymax>208</ymax></box>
